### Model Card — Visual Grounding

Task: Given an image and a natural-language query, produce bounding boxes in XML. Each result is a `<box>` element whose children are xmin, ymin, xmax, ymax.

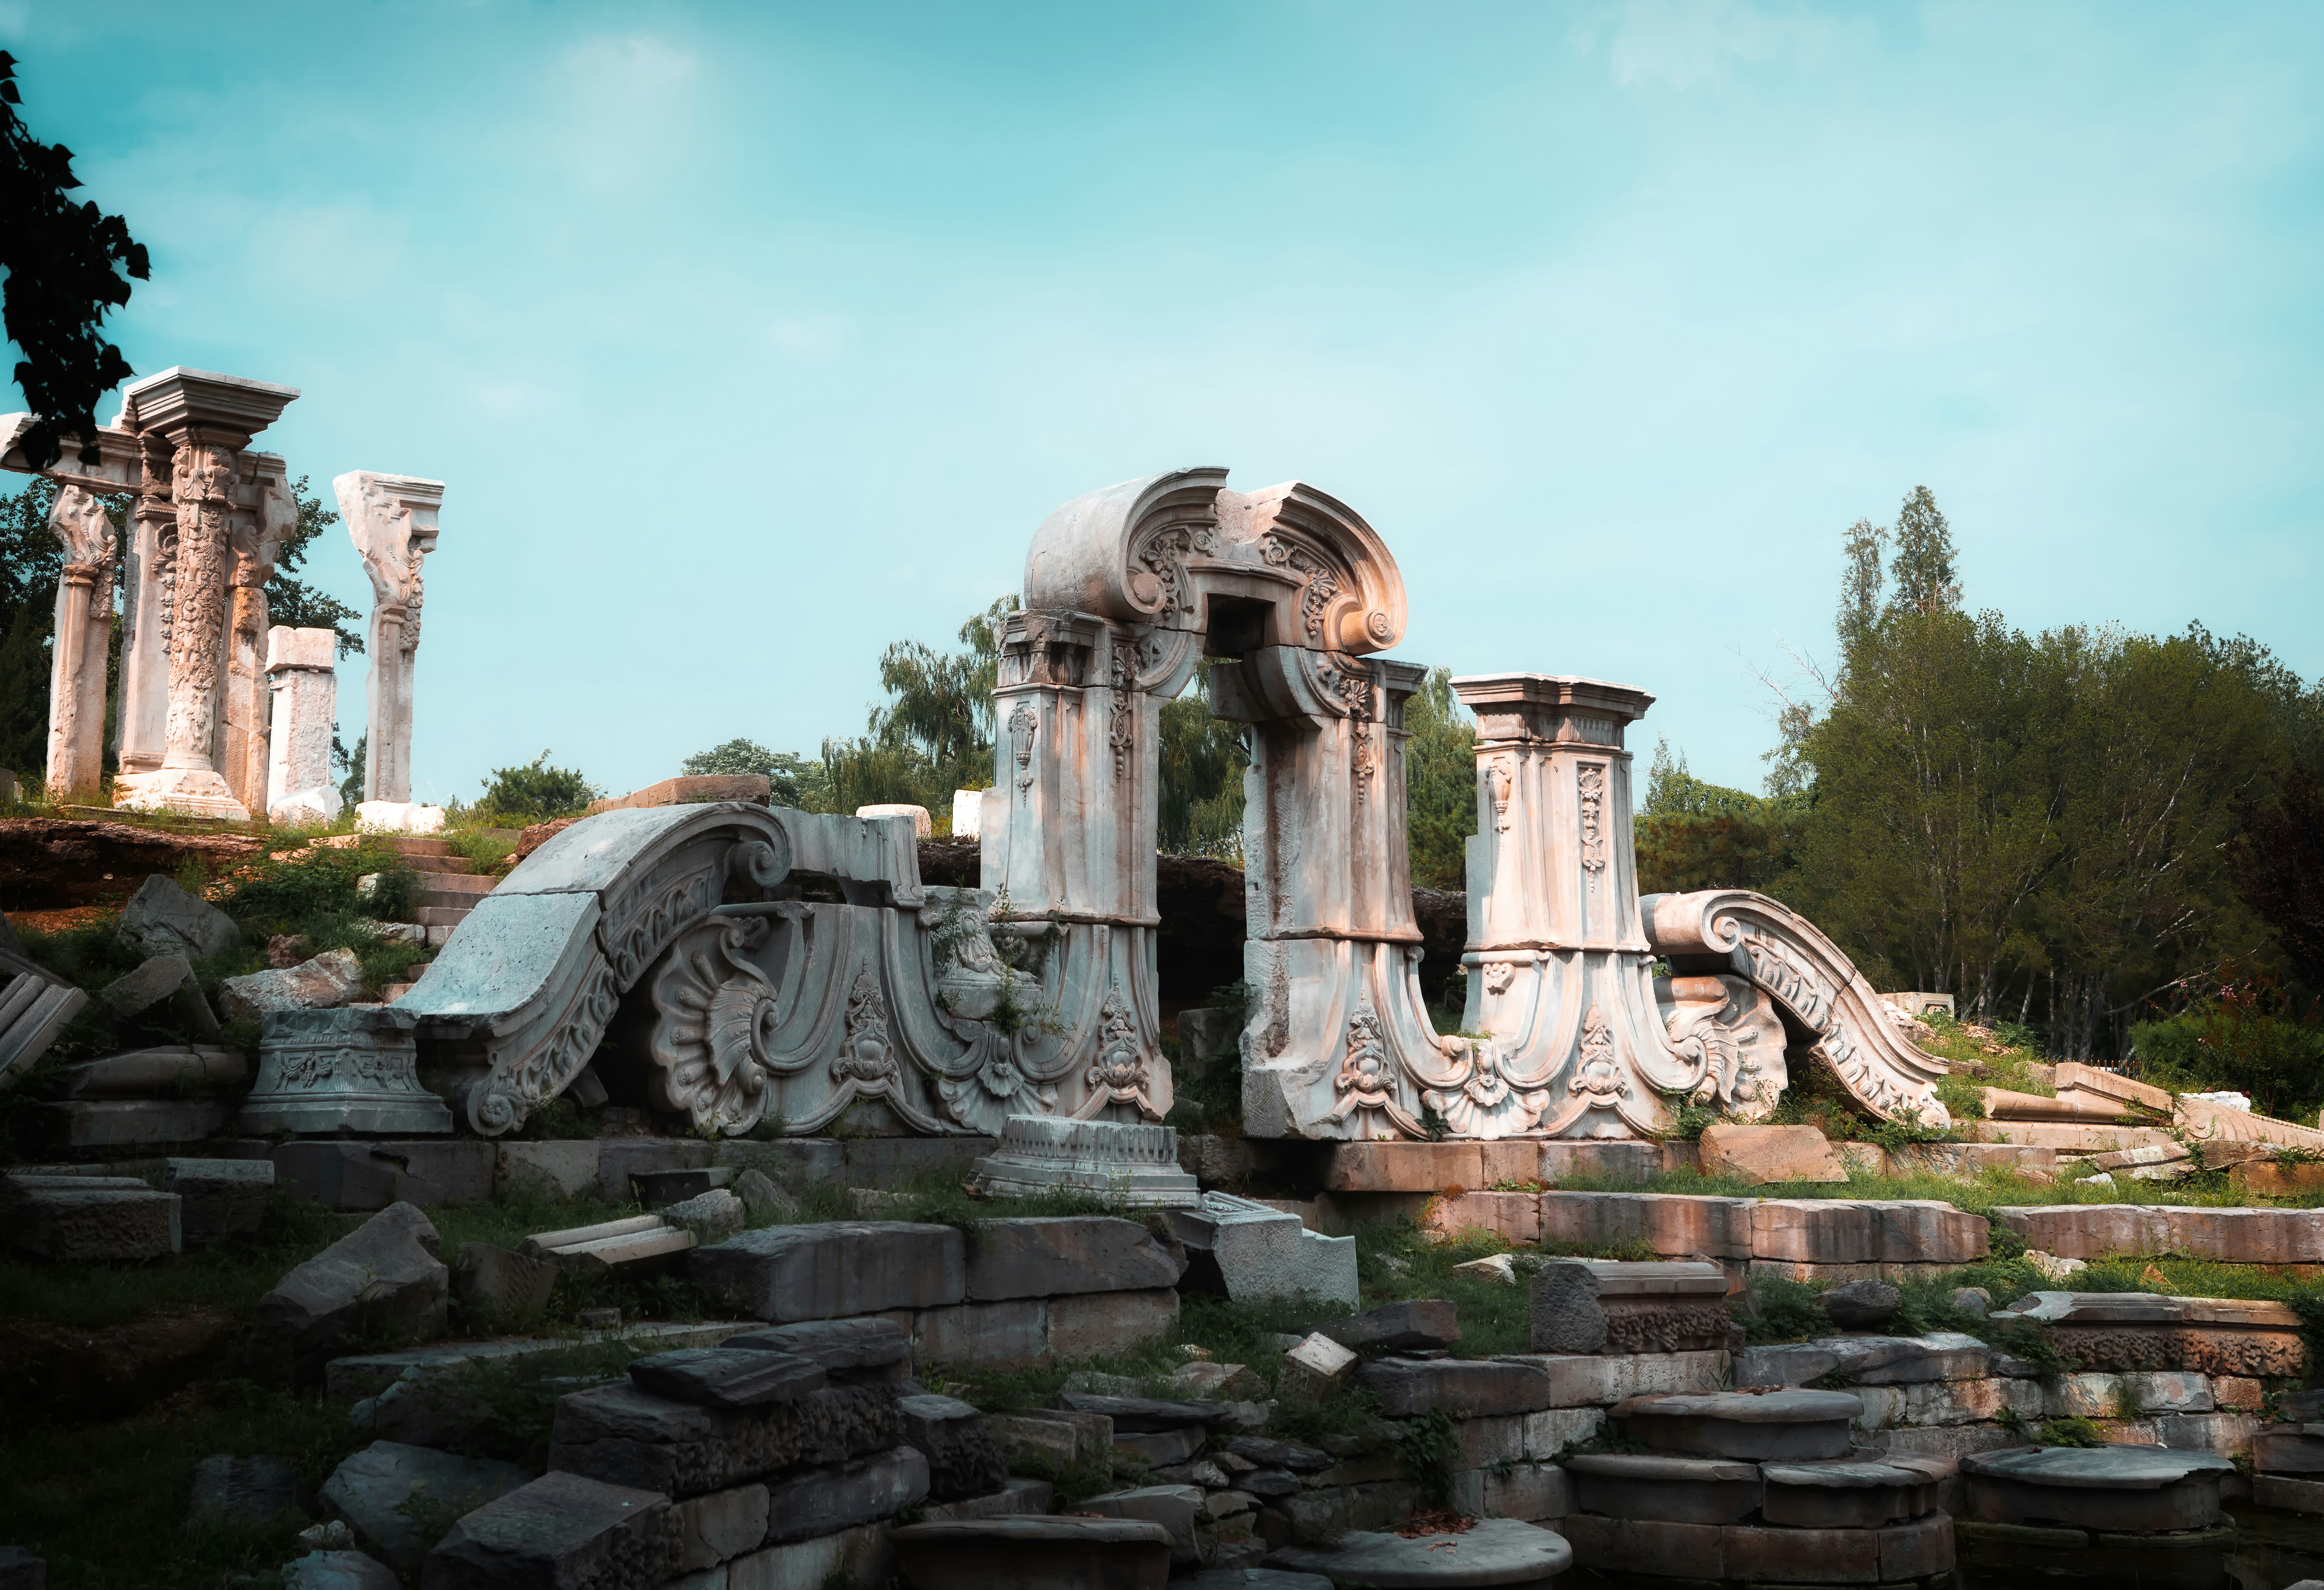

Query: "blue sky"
<box><xmin>10</xmin><ymin>1</ymin><xmax>2321</xmax><ymax>803</ymax></box>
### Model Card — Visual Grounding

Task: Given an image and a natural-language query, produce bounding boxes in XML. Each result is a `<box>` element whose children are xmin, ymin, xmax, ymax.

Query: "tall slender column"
<box><xmin>42</xmin><ymin>486</ymin><xmax>116</xmax><ymax>802</ymax></box>
<box><xmin>216</xmin><ymin>465</ymin><xmax>292</xmax><ymax>814</ymax></box>
<box><xmin>115</xmin><ymin>435</ymin><xmax>176</xmax><ymax>775</ymax></box>
<box><xmin>336</xmin><ymin>472</ymin><xmax>443</xmax><ymax>805</ymax></box>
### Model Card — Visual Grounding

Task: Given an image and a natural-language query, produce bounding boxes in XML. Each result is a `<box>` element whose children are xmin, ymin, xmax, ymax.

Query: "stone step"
<box><xmin>417</xmin><ymin>874</ymin><xmax>495</xmax><ymax>898</ymax></box>
<box><xmin>401</xmin><ymin>853</ymin><xmax>475</xmax><ymax>875</ymax></box>
<box><xmin>385</xmin><ymin>836</ymin><xmax>456</xmax><ymax>857</ymax></box>
<box><xmin>415</xmin><ymin>906</ymin><xmax>476</xmax><ymax>928</ymax></box>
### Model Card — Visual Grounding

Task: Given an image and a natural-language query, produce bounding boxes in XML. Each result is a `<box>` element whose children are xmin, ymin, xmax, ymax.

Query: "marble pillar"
<box><xmin>114</xmin><ymin>434</ymin><xmax>176</xmax><ymax>777</ymax></box>
<box><xmin>336</xmin><ymin>472</ymin><xmax>442</xmax><ymax>804</ymax></box>
<box><xmin>42</xmin><ymin>487</ymin><xmax>117</xmax><ymax>802</ymax></box>
<box><xmin>105</xmin><ymin>368</ymin><xmax>300</xmax><ymax>820</ymax></box>
<box><xmin>265</xmin><ymin>626</ymin><xmax>341</xmax><ymax>826</ymax></box>
<box><xmin>216</xmin><ymin>468</ymin><xmax>295</xmax><ymax>815</ymax></box>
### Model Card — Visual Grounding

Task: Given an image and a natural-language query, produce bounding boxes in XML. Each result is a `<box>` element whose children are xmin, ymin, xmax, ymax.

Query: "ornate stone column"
<box><xmin>106</xmin><ymin>368</ymin><xmax>300</xmax><ymax>819</ymax></box>
<box><xmin>1453</xmin><ymin>674</ymin><xmax>1719</xmax><ymax>1138</ymax></box>
<box><xmin>265</xmin><ymin>626</ymin><xmax>340</xmax><ymax>825</ymax></box>
<box><xmin>216</xmin><ymin>462</ymin><xmax>293</xmax><ymax>814</ymax></box>
<box><xmin>42</xmin><ymin>487</ymin><xmax>117</xmax><ymax>802</ymax></box>
<box><xmin>336</xmin><ymin>472</ymin><xmax>442</xmax><ymax>804</ymax></box>
<box><xmin>115</xmin><ymin>434</ymin><xmax>177</xmax><ymax>776</ymax></box>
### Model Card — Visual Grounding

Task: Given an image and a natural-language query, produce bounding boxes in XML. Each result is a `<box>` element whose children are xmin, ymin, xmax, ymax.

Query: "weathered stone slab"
<box><xmin>964</xmin><ymin>1217</ymin><xmax>1181</xmax><ymax>1300</ymax></box>
<box><xmin>674</xmin><ymin>1482</ymin><xmax>768</xmax><ymax>1571</ymax></box>
<box><xmin>1323</xmin><ymin>1140</ymin><xmax>1485</xmax><ymax>1193</ymax></box>
<box><xmin>1495</xmin><ymin>1349</ymin><xmax>1729</xmax><ymax>1408</ymax></box>
<box><xmin>449</xmin><ymin>1242</ymin><xmax>557</xmax><ymax>1329</ymax></box>
<box><xmin>1531</xmin><ymin>1258</ymin><xmax>1736</xmax><ymax>1356</ymax></box>
<box><xmin>1565</xmin><ymin>1452</ymin><xmax>1762</xmax><ymax>1523</ymax></box>
<box><xmin>422</xmin><ymin>1470</ymin><xmax>676</xmax><ymax>1589</ymax></box>
<box><xmin>272</xmin><ymin>1140</ymin><xmax>492</xmax><ymax>1211</ymax></box>
<box><xmin>2254</xmin><ymin>1473</ymin><xmax>2324</xmax><ymax>1515</ymax></box>
<box><xmin>1046</xmin><ymin>1288</ymin><xmax>1180</xmax><ymax>1360</ymax></box>
<box><xmin>119</xmin><ymin>873</ymin><xmax>242</xmax><ymax>960</ymax></box>
<box><xmin>496</xmin><ymin>1140</ymin><xmax>600</xmax><ymax>1199</ymax></box>
<box><xmin>1852</xmin><ymin>1377</ymin><xmax>2043</xmax><ymax>1430</ymax></box>
<box><xmin>1614</xmin><ymin>1389</ymin><xmax>1859</xmax><ymax>1461</ymax></box>
<box><xmin>321</xmin><ymin>1441</ymin><xmax>531</xmax><ymax>1570</ymax></box>
<box><xmin>1699</xmin><ymin>1122</ymin><xmax>1848</xmax><ymax>1183</ymax></box>
<box><xmin>2</xmin><ymin>1174</ymin><xmax>181</xmax><ymax>1260</ymax></box>
<box><xmin>630</xmin><ymin>1348</ymin><xmax>826</xmax><ymax>1410</ymax></box>
<box><xmin>987</xmin><ymin>1410</ymin><xmax>1114</xmax><ymax>1468</ymax></box>
<box><xmin>1753</xmin><ymin>1199</ymin><xmax>1986</xmax><ymax>1265</ymax></box>
<box><xmin>1521</xmin><ymin>1406</ymin><xmax>1606</xmax><ymax>1457</ymax></box>
<box><xmin>258</xmin><ymin>1202</ymin><xmax>445</xmax><ymax>1365</ymax></box>
<box><xmin>907</xmin><ymin>1298</ymin><xmax>1045</xmax><ymax>1367</ymax></box>
<box><xmin>219</xmin><ymin>950</ymin><xmax>363</xmax><ymax>1023</ymax></box>
<box><xmin>761</xmin><ymin>1446</ymin><xmax>929</xmax><ymax>1543</ymax></box>
<box><xmin>900</xmin><ymin>1393</ymin><xmax>1007</xmax><ymax>1500</ymax></box>
<box><xmin>1076</xmin><ymin>1484</ymin><xmax>1203</xmax><ymax>1566</ymax></box>
<box><xmin>1274</xmin><ymin>1480</ymin><xmax>1423</xmax><ymax>1546</ymax></box>
<box><xmin>1961</xmin><ymin>1443</ymin><xmax>2234</xmax><ymax>1532</ymax></box>
<box><xmin>1997</xmin><ymin>1290</ymin><xmax>2305</xmax><ymax>1377</ymax></box>
<box><xmin>1317</xmin><ymin>1299</ymin><xmax>1459</xmax><ymax>1354</ymax></box>
<box><xmin>1722</xmin><ymin>1520</ymin><xmax>1881</xmax><ymax>1583</ymax></box>
<box><xmin>1997</xmin><ymin>1203</ymin><xmax>2324</xmax><ymax>1263</ymax></box>
<box><xmin>1758</xmin><ymin>1457</ymin><xmax>1941</xmax><ymax>1529</ymax></box>
<box><xmin>1450</xmin><ymin>1461</ymin><xmax>1569</xmax><ymax>1524</ymax></box>
<box><xmin>548</xmin><ymin>1380</ymin><xmax>901</xmax><ymax>1498</ymax></box>
<box><xmin>2254</xmin><ymin>1426</ymin><xmax>2324</xmax><ymax>1473</ymax></box>
<box><xmin>2046</xmin><ymin>1371</ymin><xmax>2215</xmax><ymax>1419</ymax></box>
<box><xmin>1735</xmin><ymin>1332</ymin><xmax>1987</xmax><ymax>1390</ymax></box>
<box><xmin>726</xmin><ymin>1318</ymin><xmax>910</xmax><ymax>1379</ymax></box>
<box><xmin>40</xmin><ymin>1098</ymin><xmax>232</xmax><ymax>1147</ymax></box>
<box><xmin>1355</xmin><ymin>1357</ymin><xmax>1552</xmax><ymax>1418</ymax></box>
<box><xmin>61</xmin><ymin>1041</ymin><xmax>237</xmax><ymax>1096</ymax></box>
<box><xmin>1557</xmin><ymin>1513</ymin><xmax>1724</xmax><ymax>1580</ymax></box>
<box><xmin>165</xmin><ymin>1157</ymin><xmax>272</xmax><ymax>1243</ymax></box>
<box><xmin>689</xmin><ymin>1223</ymin><xmax>966</xmax><ymax>1321</ymax></box>
<box><xmin>323</xmin><ymin>1322</ymin><xmax>751</xmax><ymax>1400</ymax></box>
<box><xmin>594</xmin><ymin>1136</ymin><xmax>713</xmax><ymax>1203</ymax></box>
<box><xmin>1536</xmin><ymin>1190</ymin><xmax>1754</xmax><ymax>1259</ymax></box>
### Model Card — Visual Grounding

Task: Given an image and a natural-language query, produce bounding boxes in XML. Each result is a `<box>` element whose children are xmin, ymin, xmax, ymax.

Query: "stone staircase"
<box><xmin>390</xmin><ymin>836</ymin><xmax>497</xmax><ymax>939</ymax></box>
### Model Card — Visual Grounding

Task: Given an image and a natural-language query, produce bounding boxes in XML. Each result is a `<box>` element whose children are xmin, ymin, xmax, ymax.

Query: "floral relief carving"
<box><xmin>1490</xmin><ymin>757</ymin><xmax>1514</xmax><ymax>832</ymax></box>
<box><xmin>647</xmin><ymin>917</ymin><xmax>777</xmax><ymax>1133</ymax></box>
<box><xmin>1008</xmin><ymin>700</ymin><xmax>1038</xmax><ymax>792</ymax></box>
<box><xmin>1567</xmin><ymin>1004</ymin><xmax>1628</xmax><ymax>1109</ymax></box>
<box><xmin>1329</xmin><ymin>1000</ymin><xmax>1423</xmax><ymax>1137</ymax></box>
<box><xmin>1107</xmin><ymin>638</ymin><xmax>1135</xmax><ymax>779</ymax></box>
<box><xmin>1577</xmin><ymin>762</ymin><xmax>1608</xmax><ymax>890</ymax></box>
<box><xmin>1261</xmin><ymin>532</ymin><xmax>1341</xmax><ymax>642</ymax></box>
<box><xmin>1076</xmin><ymin>988</ymin><xmax>1162</xmax><ymax>1119</ymax></box>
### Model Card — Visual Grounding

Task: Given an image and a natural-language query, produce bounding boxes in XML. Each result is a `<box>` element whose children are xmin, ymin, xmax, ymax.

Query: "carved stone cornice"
<box><xmin>115</xmin><ymin>366</ymin><xmax>300</xmax><ymax>452</ymax></box>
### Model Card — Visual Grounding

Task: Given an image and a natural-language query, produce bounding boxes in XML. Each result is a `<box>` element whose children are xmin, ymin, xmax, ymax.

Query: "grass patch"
<box><xmin>1544</xmin><ymin>1161</ymin><xmax>2324</xmax><ymax>1214</ymax></box>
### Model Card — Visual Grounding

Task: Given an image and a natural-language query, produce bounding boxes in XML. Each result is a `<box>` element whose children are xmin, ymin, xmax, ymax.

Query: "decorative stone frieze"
<box><xmin>1643</xmin><ymin>888</ymin><xmax>1952</xmax><ymax>1128</ymax></box>
<box><xmin>240</xmin><ymin>1005</ymin><xmax>452</xmax><ymax>1136</ymax></box>
<box><xmin>966</xmin><ymin>1115</ymin><xmax>1201</xmax><ymax>1207</ymax></box>
<box><xmin>337</xmin><ymin>471</ymin><xmax>442</xmax><ymax>805</ymax></box>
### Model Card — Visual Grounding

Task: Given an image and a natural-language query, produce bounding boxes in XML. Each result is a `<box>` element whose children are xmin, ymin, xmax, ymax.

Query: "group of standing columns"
<box><xmin>1</xmin><ymin>365</ymin><xmax>443</xmax><ymax>824</ymax></box>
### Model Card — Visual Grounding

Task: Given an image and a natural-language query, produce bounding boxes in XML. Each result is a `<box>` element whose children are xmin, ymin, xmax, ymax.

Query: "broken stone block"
<box><xmin>524</xmin><ymin>1213</ymin><xmax>694</xmax><ymax>1273</ymax></box>
<box><xmin>632</xmin><ymin>1166</ymin><xmax>734</xmax><ymax>1207</ymax></box>
<box><xmin>732</xmin><ymin>1167</ymin><xmax>798</xmax><ymax>1224</ymax></box>
<box><xmin>900</xmin><ymin>1393</ymin><xmax>1009</xmax><ymax>1500</ymax></box>
<box><xmin>495</xmin><ymin>1141</ymin><xmax>600</xmax><ymax>1200</ymax></box>
<box><xmin>188</xmin><ymin>1453</ymin><xmax>300</xmax><ymax>1525</ymax></box>
<box><xmin>688</xmin><ymin>1222</ymin><xmax>966</xmax><ymax>1321</ymax></box>
<box><xmin>628</xmin><ymin>1347</ymin><xmax>826</xmax><ymax>1410</ymax></box>
<box><xmin>422</xmin><ymin>1471</ymin><xmax>677</xmax><ymax>1589</ymax></box>
<box><xmin>1498</xmin><ymin>1350</ymin><xmax>1731</xmax><ymax>1409</ymax></box>
<box><xmin>660</xmin><ymin>1188</ymin><xmax>746</xmax><ymax>1243</ymax></box>
<box><xmin>1821</xmin><ymin>1278</ymin><xmax>1903</xmax><ymax>1331</ymax></box>
<box><xmin>986</xmin><ymin>1410</ymin><xmax>1114</xmax><ymax>1469</ymax></box>
<box><xmin>549</xmin><ymin>1381</ymin><xmax>901</xmax><ymax>1498</ymax></box>
<box><xmin>1048</xmin><ymin>1287</ymin><xmax>1182</xmax><ymax>1360</ymax></box>
<box><xmin>1077</xmin><ymin>1484</ymin><xmax>1205</xmax><ymax>1566</ymax></box>
<box><xmin>449</xmin><ymin>1242</ymin><xmax>557</xmax><ymax>1329</ymax></box>
<box><xmin>99</xmin><ymin>952</ymin><xmax>224</xmax><ymax>1041</ymax></box>
<box><xmin>1452</xmin><ymin>1253</ymin><xmax>1517</xmax><ymax>1285</ymax></box>
<box><xmin>1614</xmin><ymin>1389</ymin><xmax>1860</xmax><ymax>1462</ymax></box>
<box><xmin>725</xmin><ymin>1317</ymin><xmax>911</xmax><ymax>1380</ymax></box>
<box><xmin>167</xmin><ymin>1157</ymin><xmax>273</xmax><ymax>1243</ymax></box>
<box><xmin>674</xmin><ymin>1482</ymin><xmax>768</xmax><ymax>1571</ymax></box>
<box><xmin>2</xmin><ymin>1173</ymin><xmax>181</xmax><ymax>1260</ymax></box>
<box><xmin>762</xmin><ymin>1446</ymin><xmax>930</xmax><ymax>1543</ymax></box>
<box><xmin>282</xmin><ymin>1551</ymin><xmax>398</xmax><ymax>1590</ymax></box>
<box><xmin>1353</xmin><ymin>1357</ymin><xmax>1552</xmax><ymax>1418</ymax></box>
<box><xmin>1165</xmin><ymin>1193</ymin><xmax>1358</xmax><ymax>1308</ymax></box>
<box><xmin>1699</xmin><ymin>1122</ymin><xmax>1848</xmax><ymax>1184</ymax></box>
<box><xmin>1733</xmin><ymin>1334</ymin><xmax>1986</xmax><ymax>1390</ymax></box>
<box><xmin>321</xmin><ymin>1441</ymin><xmax>532</xmax><ymax>1571</ymax></box>
<box><xmin>39</xmin><ymin>1098</ymin><xmax>233</xmax><ymax>1148</ymax></box>
<box><xmin>119</xmin><ymin>874</ymin><xmax>242</xmax><ymax>961</ymax></box>
<box><xmin>1278</xmin><ymin>1334</ymin><xmax>1358</xmax><ymax>1400</ymax></box>
<box><xmin>1169</xmin><ymin>1361</ymin><xmax>1264</xmax><ymax>1402</ymax></box>
<box><xmin>257</xmin><ymin>1201</ymin><xmax>446</xmax><ymax>1367</ymax></box>
<box><xmin>1531</xmin><ymin>1259</ymin><xmax>1736</xmax><ymax>1356</ymax></box>
<box><xmin>1319</xmin><ymin>1299</ymin><xmax>1460</xmax><ymax>1354</ymax></box>
<box><xmin>964</xmin><ymin>1216</ymin><xmax>1182</xmax><ymax>1300</ymax></box>
<box><xmin>218</xmin><ymin>949</ymin><xmax>364</xmax><ymax>1023</ymax></box>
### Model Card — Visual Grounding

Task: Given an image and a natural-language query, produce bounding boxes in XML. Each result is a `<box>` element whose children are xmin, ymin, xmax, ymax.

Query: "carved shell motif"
<box><xmin>647</xmin><ymin>920</ymin><xmax>777</xmax><ymax>1133</ymax></box>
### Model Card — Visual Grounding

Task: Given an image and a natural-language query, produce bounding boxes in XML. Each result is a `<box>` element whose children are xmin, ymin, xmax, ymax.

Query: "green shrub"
<box><xmin>476</xmin><ymin>751</ymin><xmax>597</xmax><ymax>822</ymax></box>
<box><xmin>2133</xmin><ymin>980</ymin><xmax>2324</xmax><ymax>1122</ymax></box>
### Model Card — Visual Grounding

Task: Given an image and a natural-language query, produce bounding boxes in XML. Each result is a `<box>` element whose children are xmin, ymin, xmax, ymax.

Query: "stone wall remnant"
<box><xmin>265</xmin><ymin>625</ymin><xmax>341</xmax><ymax>825</ymax></box>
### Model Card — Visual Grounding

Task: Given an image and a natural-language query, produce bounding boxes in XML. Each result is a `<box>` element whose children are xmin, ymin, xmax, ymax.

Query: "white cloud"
<box><xmin>556</xmin><ymin>33</ymin><xmax>701</xmax><ymax>189</ymax></box>
<box><xmin>769</xmin><ymin>314</ymin><xmax>850</xmax><ymax>361</ymax></box>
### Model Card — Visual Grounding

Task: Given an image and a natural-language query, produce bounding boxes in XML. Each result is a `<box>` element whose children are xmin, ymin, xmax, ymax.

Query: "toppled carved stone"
<box><xmin>257</xmin><ymin>1202</ymin><xmax>446</xmax><ymax>1367</ymax></box>
<box><xmin>659</xmin><ymin>1188</ymin><xmax>745</xmax><ymax>1243</ymax></box>
<box><xmin>99</xmin><ymin>952</ymin><xmax>221</xmax><ymax>1040</ymax></box>
<box><xmin>1821</xmin><ymin>1278</ymin><xmax>1903</xmax><ymax>1331</ymax></box>
<box><xmin>241</xmin><ymin>1005</ymin><xmax>449</xmax><ymax>1136</ymax></box>
<box><xmin>733</xmin><ymin>1167</ymin><xmax>798</xmax><ymax>1224</ymax></box>
<box><xmin>118</xmin><ymin>875</ymin><xmax>242</xmax><ymax>961</ymax></box>
<box><xmin>1166</xmin><ymin>1193</ymin><xmax>1357</xmax><ymax>1309</ymax></box>
<box><xmin>217</xmin><ymin>949</ymin><xmax>363</xmax><ymax>1023</ymax></box>
<box><xmin>900</xmin><ymin>1392</ymin><xmax>1009</xmax><ymax>1500</ymax></box>
<box><xmin>421</xmin><ymin>1471</ymin><xmax>677</xmax><ymax>1590</ymax></box>
<box><xmin>1996</xmin><ymin>1290</ymin><xmax>2305</xmax><ymax>1377</ymax></box>
<box><xmin>1452</xmin><ymin>1253</ymin><xmax>1517</xmax><ymax>1285</ymax></box>
<box><xmin>548</xmin><ymin>1380</ymin><xmax>902</xmax><ymax>1498</ymax></box>
<box><xmin>968</xmin><ymin>1116</ymin><xmax>1201</xmax><ymax>1207</ymax></box>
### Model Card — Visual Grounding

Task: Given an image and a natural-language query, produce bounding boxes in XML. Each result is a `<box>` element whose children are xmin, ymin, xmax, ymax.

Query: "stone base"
<box><xmin>967</xmin><ymin>1115</ymin><xmax>1201</xmax><ymax>1207</ymax></box>
<box><xmin>1957</xmin><ymin>1518</ymin><xmax>2235</xmax><ymax>1590</ymax></box>
<box><xmin>241</xmin><ymin>1006</ymin><xmax>452</xmax><ymax>1136</ymax></box>
<box><xmin>1559</xmin><ymin>1510</ymin><xmax>1953</xmax><ymax>1583</ymax></box>
<box><xmin>273</xmin><ymin>1140</ymin><xmax>496</xmax><ymax>1210</ymax></box>
<box><xmin>114</xmin><ymin>767</ymin><xmax>250</xmax><ymax>821</ymax></box>
<box><xmin>716</xmin><ymin>1135</ymin><xmax>997</xmax><ymax>1188</ymax></box>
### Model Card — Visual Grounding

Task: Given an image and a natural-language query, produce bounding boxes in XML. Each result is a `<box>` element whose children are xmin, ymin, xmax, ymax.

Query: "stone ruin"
<box><xmin>0</xmin><ymin>366</ymin><xmax>444</xmax><ymax>830</ymax></box>
<box><xmin>258</xmin><ymin>465</ymin><xmax>1946</xmax><ymax>1150</ymax></box>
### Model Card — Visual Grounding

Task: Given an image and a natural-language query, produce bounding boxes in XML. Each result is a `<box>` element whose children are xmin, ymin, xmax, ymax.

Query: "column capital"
<box><xmin>116</xmin><ymin>367</ymin><xmax>300</xmax><ymax>452</ymax></box>
<box><xmin>1452</xmin><ymin>673</ymin><xmax>1655</xmax><ymax>750</ymax></box>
